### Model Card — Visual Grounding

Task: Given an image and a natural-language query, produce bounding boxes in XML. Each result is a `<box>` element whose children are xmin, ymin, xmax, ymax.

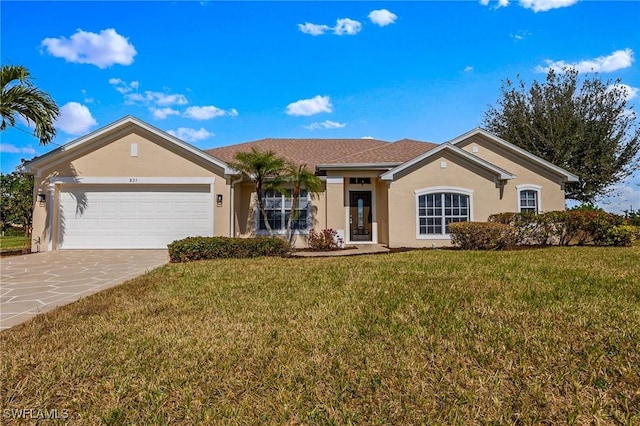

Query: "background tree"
<box><xmin>228</xmin><ymin>148</ymin><xmax>286</xmax><ymax>233</ymax></box>
<box><xmin>1</xmin><ymin>64</ymin><xmax>59</xmax><ymax>145</ymax></box>
<box><xmin>0</xmin><ymin>170</ymin><xmax>35</xmax><ymax>236</ymax></box>
<box><xmin>284</xmin><ymin>163</ymin><xmax>323</xmax><ymax>244</ymax></box>
<box><xmin>483</xmin><ymin>68</ymin><xmax>639</xmax><ymax>203</ymax></box>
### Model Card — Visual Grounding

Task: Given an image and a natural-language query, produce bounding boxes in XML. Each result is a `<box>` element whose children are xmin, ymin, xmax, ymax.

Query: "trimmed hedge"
<box><xmin>168</xmin><ymin>236</ymin><xmax>291</xmax><ymax>262</ymax></box>
<box><xmin>449</xmin><ymin>222</ymin><xmax>517</xmax><ymax>250</ymax></box>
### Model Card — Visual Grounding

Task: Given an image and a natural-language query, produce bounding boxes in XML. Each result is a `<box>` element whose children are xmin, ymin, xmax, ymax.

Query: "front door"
<box><xmin>349</xmin><ymin>191</ymin><xmax>372</xmax><ymax>241</ymax></box>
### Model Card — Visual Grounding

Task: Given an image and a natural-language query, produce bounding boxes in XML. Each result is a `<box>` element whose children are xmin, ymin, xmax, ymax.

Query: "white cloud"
<box><xmin>298</xmin><ymin>23</ymin><xmax>330</xmax><ymax>36</ymax></box>
<box><xmin>286</xmin><ymin>95</ymin><xmax>333</xmax><ymax>116</ymax></box>
<box><xmin>56</xmin><ymin>102</ymin><xmax>97</xmax><ymax>135</ymax></box>
<box><xmin>299</xmin><ymin>17</ymin><xmax>363</xmax><ymax>36</ymax></box>
<box><xmin>361</xmin><ymin>136</ymin><xmax>375</xmax><ymax>139</ymax></box>
<box><xmin>41</xmin><ymin>28</ymin><xmax>136</xmax><ymax>69</ymax></box>
<box><xmin>0</xmin><ymin>144</ymin><xmax>36</xmax><ymax>155</ymax></box>
<box><xmin>481</xmin><ymin>0</ymin><xmax>577</xmax><ymax>11</ymax></box>
<box><xmin>81</xmin><ymin>89</ymin><xmax>94</xmax><ymax>104</ymax></box>
<box><xmin>464</xmin><ymin>66</ymin><xmax>474</xmax><ymax>72</ymax></box>
<box><xmin>519</xmin><ymin>0</ymin><xmax>578</xmax><ymax>12</ymax></box>
<box><xmin>124</xmin><ymin>91</ymin><xmax>188</xmax><ymax>106</ymax></box>
<box><xmin>479</xmin><ymin>0</ymin><xmax>510</xmax><ymax>9</ymax></box>
<box><xmin>536</xmin><ymin>49</ymin><xmax>635</xmax><ymax>73</ymax></box>
<box><xmin>368</xmin><ymin>9</ymin><xmax>397</xmax><ymax>27</ymax></box>
<box><xmin>184</xmin><ymin>106</ymin><xmax>239</xmax><ymax>120</ymax></box>
<box><xmin>151</xmin><ymin>92</ymin><xmax>189</xmax><ymax>106</ymax></box>
<box><xmin>304</xmin><ymin>120</ymin><xmax>346</xmax><ymax>130</ymax></box>
<box><xmin>510</xmin><ymin>31</ymin><xmax>531</xmax><ymax>41</ymax></box>
<box><xmin>151</xmin><ymin>108</ymin><xmax>180</xmax><ymax>120</ymax></box>
<box><xmin>334</xmin><ymin>18</ymin><xmax>362</xmax><ymax>36</ymax></box>
<box><xmin>167</xmin><ymin>127</ymin><xmax>213</xmax><ymax>142</ymax></box>
<box><xmin>109</xmin><ymin>78</ymin><xmax>140</xmax><ymax>94</ymax></box>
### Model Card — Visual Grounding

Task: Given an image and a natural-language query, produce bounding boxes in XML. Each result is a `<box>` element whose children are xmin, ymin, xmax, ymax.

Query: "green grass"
<box><xmin>0</xmin><ymin>234</ymin><xmax>30</xmax><ymax>252</ymax></box>
<box><xmin>2</xmin><ymin>247</ymin><xmax>639</xmax><ymax>424</ymax></box>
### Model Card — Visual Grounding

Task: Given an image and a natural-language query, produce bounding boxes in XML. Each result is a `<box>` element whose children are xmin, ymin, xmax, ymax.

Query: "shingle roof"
<box><xmin>205</xmin><ymin>137</ymin><xmax>437</xmax><ymax>171</ymax></box>
<box><xmin>330</xmin><ymin>139</ymin><xmax>438</xmax><ymax>164</ymax></box>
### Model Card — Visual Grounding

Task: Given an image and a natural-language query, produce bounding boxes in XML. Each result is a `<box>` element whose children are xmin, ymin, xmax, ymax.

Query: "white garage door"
<box><xmin>57</xmin><ymin>184</ymin><xmax>213</xmax><ymax>249</ymax></box>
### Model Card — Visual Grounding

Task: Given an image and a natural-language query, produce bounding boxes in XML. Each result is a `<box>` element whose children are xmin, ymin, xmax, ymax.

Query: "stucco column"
<box><xmin>325</xmin><ymin>176</ymin><xmax>345</xmax><ymax>235</ymax></box>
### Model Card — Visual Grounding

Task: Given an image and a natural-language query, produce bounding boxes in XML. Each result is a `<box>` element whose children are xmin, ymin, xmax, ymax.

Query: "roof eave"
<box><xmin>316</xmin><ymin>162</ymin><xmax>401</xmax><ymax>170</ymax></box>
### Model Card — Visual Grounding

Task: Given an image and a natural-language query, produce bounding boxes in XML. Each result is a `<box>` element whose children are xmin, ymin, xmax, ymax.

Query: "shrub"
<box><xmin>307</xmin><ymin>229</ymin><xmax>343</xmax><ymax>251</ymax></box>
<box><xmin>449</xmin><ymin>222</ymin><xmax>517</xmax><ymax>250</ymax></box>
<box><xmin>168</xmin><ymin>236</ymin><xmax>291</xmax><ymax>262</ymax></box>
<box><xmin>488</xmin><ymin>210</ymin><xmax>630</xmax><ymax>246</ymax></box>
<box><xmin>487</xmin><ymin>212</ymin><xmax>518</xmax><ymax>225</ymax></box>
<box><xmin>582</xmin><ymin>211</ymin><xmax>626</xmax><ymax>245</ymax></box>
<box><xmin>489</xmin><ymin>212</ymin><xmax>553</xmax><ymax>245</ymax></box>
<box><xmin>601</xmin><ymin>225</ymin><xmax>637</xmax><ymax>247</ymax></box>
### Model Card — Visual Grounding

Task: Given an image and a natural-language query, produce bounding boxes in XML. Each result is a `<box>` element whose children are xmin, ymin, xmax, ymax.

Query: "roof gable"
<box><xmin>449</xmin><ymin>128</ymin><xmax>579</xmax><ymax>183</ymax></box>
<box><xmin>22</xmin><ymin>116</ymin><xmax>232</xmax><ymax>175</ymax></box>
<box><xmin>380</xmin><ymin>143</ymin><xmax>515</xmax><ymax>181</ymax></box>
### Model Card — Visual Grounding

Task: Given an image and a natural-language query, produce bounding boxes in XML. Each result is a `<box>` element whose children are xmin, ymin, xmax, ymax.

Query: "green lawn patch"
<box><xmin>1</xmin><ymin>247</ymin><xmax>639</xmax><ymax>424</ymax></box>
<box><xmin>0</xmin><ymin>234</ymin><xmax>30</xmax><ymax>252</ymax></box>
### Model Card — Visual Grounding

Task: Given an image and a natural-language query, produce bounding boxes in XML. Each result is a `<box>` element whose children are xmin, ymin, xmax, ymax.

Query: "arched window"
<box><xmin>415</xmin><ymin>187</ymin><xmax>473</xmax><ymax>238</ymax></box>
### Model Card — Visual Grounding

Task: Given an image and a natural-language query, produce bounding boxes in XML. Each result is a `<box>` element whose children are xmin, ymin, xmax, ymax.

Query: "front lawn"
<box><xmin>0</xmin><ymin>234</ymin><xmax>30</xmax><ymax>253</ymax></box>
<box><xmin>1</xmin><ymin>247</ymin><xmax>639</xmax><ymax>424</ymax></box>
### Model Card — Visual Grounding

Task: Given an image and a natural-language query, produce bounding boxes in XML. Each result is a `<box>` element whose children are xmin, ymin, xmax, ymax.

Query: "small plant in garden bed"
<box><xmin>307</xmin><ymin>228</ymin><xmax>344</xmax><ymax>251</ymax></box>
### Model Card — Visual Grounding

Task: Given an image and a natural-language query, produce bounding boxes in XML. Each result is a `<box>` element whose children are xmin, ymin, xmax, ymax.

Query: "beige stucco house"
<box><xmin>23</xmin><ymin>116</ymin><xmax>578</xmax><ymax>251</ymax></box>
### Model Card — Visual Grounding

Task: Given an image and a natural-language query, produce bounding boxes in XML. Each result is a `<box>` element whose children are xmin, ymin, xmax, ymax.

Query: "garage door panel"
<box><xmin>58</xmin><ymin>184</ymin><xmax>213</xmax><ymax>249</ymax></box>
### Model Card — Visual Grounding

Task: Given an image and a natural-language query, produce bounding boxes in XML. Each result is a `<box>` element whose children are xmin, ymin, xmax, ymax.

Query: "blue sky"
<box><xmin>1</xmin><ymin>0</ymin><xmax>639</xmax><ymax>212</ymax></box>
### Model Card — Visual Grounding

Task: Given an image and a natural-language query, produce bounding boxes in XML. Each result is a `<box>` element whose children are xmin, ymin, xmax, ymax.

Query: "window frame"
<box><xmin>516</xmin><ymin>184</ymin><xmax>542</xmax><ymax>213</ymax></box>
<box><xmin>414</xmin><ymin>187</ymin><xmax>474</xmax><ymax>239</ymax></box>
<box><xmin>255</xmin><ymin>188</ymin><xmax>311</xmax><ymax>234</ymax></box>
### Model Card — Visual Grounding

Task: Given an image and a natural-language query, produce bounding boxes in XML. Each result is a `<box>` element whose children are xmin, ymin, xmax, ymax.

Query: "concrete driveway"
<box><xmin>0</xmin><ymin>250</ymin><xmax>168</xmax><ymax>330</ymax></box>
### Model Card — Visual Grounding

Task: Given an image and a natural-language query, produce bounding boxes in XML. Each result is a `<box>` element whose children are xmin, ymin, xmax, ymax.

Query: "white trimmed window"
<box><xmin>516</xmin><ymin>185</ymin><xmax>542</xmax><ymax>213</ymax></box>
<box><xmin>416</xmin><ymin>188</ymin><xmax>473</xmax><ymax>237</ymax></box>
<box><xmin>258</xmin><ymin>189</ymin><xmax>309</xmax><ymax>232</ymax></box>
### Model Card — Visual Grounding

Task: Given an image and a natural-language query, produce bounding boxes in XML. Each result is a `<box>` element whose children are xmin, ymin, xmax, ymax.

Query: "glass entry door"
<box><xmin>349</xmin><ymin>191</ymin><xmax>372</xmax><ymax>241</ymax></box>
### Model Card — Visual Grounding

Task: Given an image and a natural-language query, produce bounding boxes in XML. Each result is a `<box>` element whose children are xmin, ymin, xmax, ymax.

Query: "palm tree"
<box><xmin>284</xmin><ymin>163</ymin><xmax>323</xmax><ymax>244</ymax></box>
<box><xmin>1</xmin><ymin>65</ymin><xmax>59</xmax><ymax>145</ymax></box>
<box><xmin>228</xmin><ymin>148</ymin><xmax>286</xmax><ymax>233</ymax></box>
